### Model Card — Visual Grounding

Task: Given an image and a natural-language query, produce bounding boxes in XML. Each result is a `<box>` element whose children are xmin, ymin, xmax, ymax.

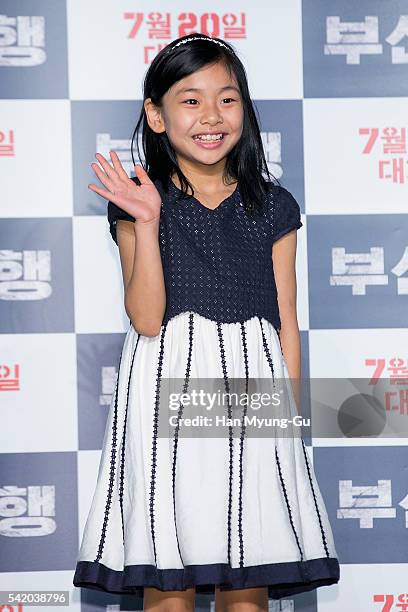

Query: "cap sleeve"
<box><xmin>107</xmin><ymin>201</ymin><xmax>135</xmax><ymax>245</ymax></box>
<box><xmin>271</xmin><ymin>185</ymin><xmax>303</xmax><ymax>243</ymax></box>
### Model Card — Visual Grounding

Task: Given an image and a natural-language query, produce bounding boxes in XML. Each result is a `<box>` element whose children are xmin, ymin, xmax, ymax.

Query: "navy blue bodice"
<box><xmin>107</xmin><ymin>177</ymin><xmax>302</xmax><ymax>332</ymax></box>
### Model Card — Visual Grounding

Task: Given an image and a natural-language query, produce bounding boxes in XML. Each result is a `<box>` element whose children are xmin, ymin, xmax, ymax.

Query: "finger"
<box><xmin>88</xmin><ymin>183</ymin><xmax>114</xmax><ymax>200</ymax></box>
<box><xmin>134</xmin><ymin>163</ymin><xmax>153</xmax><ymax>185</ymax></box>
<box><xmin>91</xmin><ymin>162</ymin><xmax>116</xmax><ymax>192</ymax></box>
<box><xmin>95</xmin><ymin>152</ymin><xmax>117</xmax><ymax>181</ymax></box>
<box><xmin>110</xmin><ymin>150</ymin><xmax>129</xmax><ymax>180</ymax></box>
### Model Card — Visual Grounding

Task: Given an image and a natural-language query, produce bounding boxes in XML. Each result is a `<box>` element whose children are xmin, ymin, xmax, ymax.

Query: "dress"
<box><xmin>73</xmin><ymin>177</ymin><xmax>340</xmax><ymax>599</ymax></box>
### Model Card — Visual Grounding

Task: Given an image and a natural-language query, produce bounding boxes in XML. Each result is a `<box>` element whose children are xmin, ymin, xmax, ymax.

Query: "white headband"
<box><xmin>166</xmin><ymin>36</ymin><xmax>230</xmax><ymax>53</ymax></box>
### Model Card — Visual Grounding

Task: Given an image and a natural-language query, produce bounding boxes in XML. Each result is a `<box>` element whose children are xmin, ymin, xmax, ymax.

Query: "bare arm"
<box><xmin>116</xmin><ymin>217</ymin><xmax>166</xmax><ymax>337</ymax></box>
<box><xmin>88</xmin><ymin>151</ymin><xmax>166</xmax><ymax>336</ymax></box>
<box><xmin>272</xmin><ymin>229</ymin><xmax>301</xmax><ymax>414</ymax></box>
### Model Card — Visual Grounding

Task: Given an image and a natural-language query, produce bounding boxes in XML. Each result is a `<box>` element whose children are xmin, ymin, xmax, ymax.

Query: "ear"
<box><xmin>144</xmin><ymin>98</ymin><xmax>166</xmax><ymax>134</ymax></box>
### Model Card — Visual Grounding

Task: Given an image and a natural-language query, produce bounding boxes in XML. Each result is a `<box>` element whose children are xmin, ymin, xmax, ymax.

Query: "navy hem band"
<box><xmin>73</xmin><ymin>557</ymin><xmax>340</xmax><ymax>599</ymax></box>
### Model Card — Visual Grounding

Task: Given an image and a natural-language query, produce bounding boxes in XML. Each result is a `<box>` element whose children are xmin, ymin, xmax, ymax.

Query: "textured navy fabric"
<box><xmin>107</xmin><ymin>177</ymin><xmax>303</xmax><ymax>331</ymax></box>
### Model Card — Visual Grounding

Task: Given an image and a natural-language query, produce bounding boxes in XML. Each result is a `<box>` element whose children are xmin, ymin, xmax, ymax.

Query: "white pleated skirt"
<box><xmin>73</xmin><ymin>311</ymin><xmax>340</xmax><ymax>599</ymax></box>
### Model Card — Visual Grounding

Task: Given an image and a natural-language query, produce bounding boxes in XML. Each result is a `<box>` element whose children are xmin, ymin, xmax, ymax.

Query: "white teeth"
<box><xmin>193</xmin><ymin>133</ymin><xmax>224</xmax><ymax>141</ymax></box>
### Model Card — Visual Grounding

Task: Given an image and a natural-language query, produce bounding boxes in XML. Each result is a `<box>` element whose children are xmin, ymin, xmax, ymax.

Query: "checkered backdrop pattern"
<box><xmin>1</xmin><ymin>1</ymin><xmax>408</xmax><ymax>610</ymax></box>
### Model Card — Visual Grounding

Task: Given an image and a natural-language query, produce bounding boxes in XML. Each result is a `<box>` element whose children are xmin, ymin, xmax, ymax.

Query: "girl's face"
<box><xmin>151</xmin><ymin>61</ymin><xmax>244</xmax><ymax>171</ymax></box>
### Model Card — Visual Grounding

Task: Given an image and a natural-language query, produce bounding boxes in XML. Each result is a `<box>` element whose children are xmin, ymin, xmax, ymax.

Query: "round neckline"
<box><xmin>168</xmin><ymin>177</ymin><xmax>239</xmax><ymax>213</ymax></box>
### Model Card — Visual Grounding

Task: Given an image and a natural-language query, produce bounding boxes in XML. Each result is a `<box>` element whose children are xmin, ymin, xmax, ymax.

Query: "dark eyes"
<box><xmin>183</xmin><ymin>98</ymin><xmax>236</xmax><ymax>105</ymax></box>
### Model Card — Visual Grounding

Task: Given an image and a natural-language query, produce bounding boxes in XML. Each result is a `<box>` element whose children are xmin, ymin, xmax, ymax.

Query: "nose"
<box><xmin>199</xmin><ymin>100</ymin><xmax>223</xmax><ymax>126</ymax></box>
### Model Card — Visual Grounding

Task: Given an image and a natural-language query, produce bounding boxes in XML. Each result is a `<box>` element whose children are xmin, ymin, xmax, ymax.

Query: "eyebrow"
<box><xmin>175</xmin><ymin>85</ymin><xmax>241</xmax><ymax>95</ymax></box>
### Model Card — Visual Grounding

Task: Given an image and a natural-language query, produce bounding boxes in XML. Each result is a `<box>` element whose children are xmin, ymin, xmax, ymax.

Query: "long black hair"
<box><xmin>131</xmin><ymin>33</ymin><xmax>280</xmax><ymax>216</ymax></box>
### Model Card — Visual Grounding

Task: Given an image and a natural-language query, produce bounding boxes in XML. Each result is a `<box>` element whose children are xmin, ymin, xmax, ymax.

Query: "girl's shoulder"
<box><xmin>266</xmin><ymin>180</ymin><xmax>297</xmax><ymax>202</ymax></box>
<box><xmin>265</xmin><ymin>182</ymin><xmax>303</xmax><ymax>244</ymax></box>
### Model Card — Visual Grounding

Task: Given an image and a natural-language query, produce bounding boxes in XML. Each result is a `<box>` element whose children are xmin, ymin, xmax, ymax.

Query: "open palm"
<box><xmin>89</xmin><ymin>151</ymin><xmax>162</xmax><ymax>223</ymax></box>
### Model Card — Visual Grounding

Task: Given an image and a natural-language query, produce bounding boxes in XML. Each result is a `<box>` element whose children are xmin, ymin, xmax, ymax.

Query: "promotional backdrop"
<box><xmin>1</xmin><ymin>1</ymin><xmax>408</xmax><ymax>611</ymax></box>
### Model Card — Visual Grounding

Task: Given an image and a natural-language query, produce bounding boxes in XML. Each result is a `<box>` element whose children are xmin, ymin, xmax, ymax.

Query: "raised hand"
<box><xmin>89</xmin><ymin>151</ymin><xmax>162</xmax><ymax>224</ymax></box>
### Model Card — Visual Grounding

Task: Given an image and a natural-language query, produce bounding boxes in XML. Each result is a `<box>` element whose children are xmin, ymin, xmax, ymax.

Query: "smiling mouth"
<box><xmin>192</xmin><ymin>133</ymin><xmax>226</xmax><ymax>141</ymax></box>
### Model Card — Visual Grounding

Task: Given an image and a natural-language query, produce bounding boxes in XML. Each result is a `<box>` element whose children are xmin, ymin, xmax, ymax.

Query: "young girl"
<box><xmin>73</xmin><ymin>33</ymin><xmax>340</xmax><ymax>609</ymax></box>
